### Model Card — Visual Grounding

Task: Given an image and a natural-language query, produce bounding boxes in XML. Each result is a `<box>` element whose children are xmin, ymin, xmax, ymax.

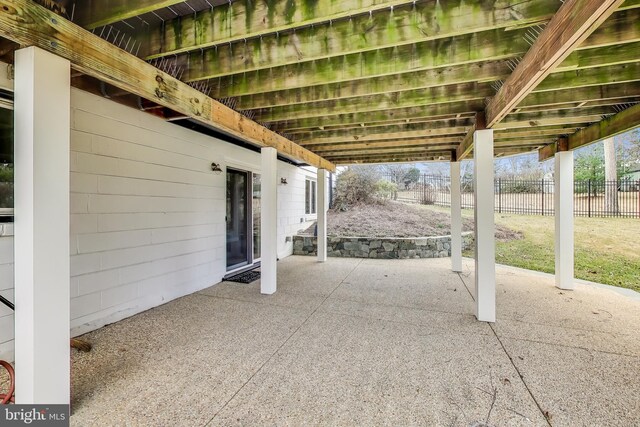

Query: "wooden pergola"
<box><xmin>1</xmin><ymin>0</ymin><xmax>639</xmax><ymax>168</ymax></box>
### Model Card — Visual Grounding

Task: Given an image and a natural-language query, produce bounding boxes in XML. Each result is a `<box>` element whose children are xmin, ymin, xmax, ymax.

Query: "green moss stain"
<box><xmin>219</xmin><ymin>3</ymin><xmax>233</xmax><ymax>37</ymax></box>
<box><xmin>264</xmin><ymin>0</ymin><xmax>278</xmax><ymax>27</ymax></box>
<box><xmin>172</xmin><ymin>17</ymin><xmax>183</xmax><ymax>50</ymax></box>
<box><xmin>284</xmin><ymin>0</ymin><xmax>297</xmax><ymax>24</ymax></box>
<box><xmin>245</xmin><ymin>0</ymin><xmax>255</xmax><ymax>31</ymax></box>
<box><xmin>301</xmin><ymin>0</ymin><xmax>319</xmax><ymax>20</ymax></box>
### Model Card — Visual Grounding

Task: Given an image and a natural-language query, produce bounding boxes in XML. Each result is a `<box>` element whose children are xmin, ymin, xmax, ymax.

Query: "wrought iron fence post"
<box><xmin>541</xmin><ymin>179</ymin><xmax>545</xmax><ymax>216</ymax></box>
<box><xmin>588</xmin><ymin>179</ymin><xmax>592</xmax><ymax>218</ymax></box>
<box><xmin>498</xmin><ymin>178</ymin><xmax>502</xmax><ymax>213</ymax></box>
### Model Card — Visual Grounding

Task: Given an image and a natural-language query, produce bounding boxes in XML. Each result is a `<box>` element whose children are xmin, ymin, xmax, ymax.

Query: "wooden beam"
<box><xmin>172</xmin><ymin>0</ymin><xmax>557</xmax><ymax>79</ymax></box>
<box><xmin>254</xmin><ymin>58</ymin><xmax>640</xmax><ymax>126</ymax></box>
<box><xmin>284</xmin><ymin>113</ymin><xmax>477</xmax><ymax>135</ymax></box>
<box><xmin>534</xmin><ymin>62</ymin><xmax>640</xmax><ymax>94</ymax></box>
<box><xmin>274</xmin><ymin>78</ymin><xmax>640</xmax><ymax>136</ymax></box>
<box><xmin>255</xmin><ymin>83</ymin><xmax>493</xmax><ymax>123</ymax></box>
<box><xmin>495</xmin><ymin>146</ymin><xmax>540</xmax><ymax>157</ymax></box>
<box><xmin>207</xmin><ymin>8</ymin><xmax>638</xmax><ymax>99</ymax></box>
<box><xmin>139</xmin><ymin>0</ymin><xmax>420</xmax><ymax>58</ymax></box>
<box><xmin>296</xmin><ymin>121</ymin><xmax>471</xmax><ymax>145</ymax></box>
<box><xmin>330</xmin><ymin>153</ymin><xmax>452</xmax><ymax>164</ymax></box>
<box><xmin>308</xmin><ymin>137</ymin><xmax>463</xmax><ymax>152</ymax></box>
<box><xmin>455</xmin><ymin>112</ymin><xmax>485</xmax><ymax>161</ymax></box>
<box><xmin>495</xmin><ymin>107</ymin><xmax>616</xmax><ymax>129</ymax></box>
<box><xmin>237</xmin><ymin>43</ymin><xmax>640</xmax><ymax>112</ymax></box>
<box><xmin>520</xmin><ymin>81</ymin><xmax>640</xmax><ymax>109</ymax></box>
<box><xmin>568</xmin><ymin>102</ymin><xmax>640</xmax><ymax>150</ymax></box>
<box><xmin>187</xmin><ymin>5</ymin><xmax>640</xmax><ymax>85</ymax></box>
<box><xmin>271</xmin><ymin>101</ymin><xmax>484</xmax><ymax>133</ymax></box>
<box><xmin>0</xmin><ymin>0</ymin><xmax>335</xmax><ymax>172</ymax></box>
<box><xmin>515</xmin><ymin>96</ymin><xmax>640</xmax><ymax>114</ymax></box>
<box><xmin>496</xmin><ymin>125</ymin><xmax>584</xmax><ymax>139</ymax></box>
<box><xmin>314</xmin><ymin>146</ymin><xmax>457</xmax><ymax>157</ymax></box>
<box><xmin>75</xmin><ymin>0</ymin><xmax>184</xmax><ymax>29</ymax></box>
<box><xmin>208</xmin><ymin>28</ymin><xmax>534</xmax><ymax>98</ymax></box>
<box><xmin>485</xmin><ymin>0</ymin><xmax>625</xmax><ymax>129</ymax></box>
<box><xmin>236</xmin><ymin>61</ymin><xmax>512</xmax><ymax>111</ymax></box>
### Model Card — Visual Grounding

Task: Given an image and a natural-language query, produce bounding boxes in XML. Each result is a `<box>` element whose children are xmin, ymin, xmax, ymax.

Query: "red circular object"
<box><xmin>0</xmin><ymin>360</ymin><xmax>15</xmax><ymax>404</ymax></box>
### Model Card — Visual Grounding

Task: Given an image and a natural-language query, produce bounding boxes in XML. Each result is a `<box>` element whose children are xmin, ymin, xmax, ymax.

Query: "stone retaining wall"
<box><xmin>293</xmin><ymin>233</ymin><xmax>474</xmax><ymax>259</ymax></box>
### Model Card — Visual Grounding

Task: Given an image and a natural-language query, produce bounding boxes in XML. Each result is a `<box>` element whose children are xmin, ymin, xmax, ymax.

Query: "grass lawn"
<box><xmin>458</xmin><ymin>209</ymin><xmax>640</xmax><ymax>292</ymax></box>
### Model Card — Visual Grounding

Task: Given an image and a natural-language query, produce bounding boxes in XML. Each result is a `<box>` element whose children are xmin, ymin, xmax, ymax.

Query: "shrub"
<box><xmin>334</xmin><ymin>166</ymin><xmax>399</xmax><ymax>209</ymax></box>
<box><xmin>375</xmin><ymin>179</ymin><xmax>398</xmax><ymax>200</ymax></box>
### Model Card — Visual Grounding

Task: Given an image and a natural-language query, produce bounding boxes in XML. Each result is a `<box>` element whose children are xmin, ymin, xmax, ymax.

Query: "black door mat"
<box><xmin>224</xmin><ymin>270</ymin><xmax>261</xmax><ymax>284</ymax></box>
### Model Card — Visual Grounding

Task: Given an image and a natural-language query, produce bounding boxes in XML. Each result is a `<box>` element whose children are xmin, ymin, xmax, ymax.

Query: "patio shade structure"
<box><xmin>1</xmin><ymin>0</ymin><xmax>640</xmax><ymax>407</ymax></box>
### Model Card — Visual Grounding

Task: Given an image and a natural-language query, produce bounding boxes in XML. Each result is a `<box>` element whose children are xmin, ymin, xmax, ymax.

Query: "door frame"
<box><xmin>226</xmin><ymin>167</ymin><xmax>261</xmax><ymax>273</ymax></box>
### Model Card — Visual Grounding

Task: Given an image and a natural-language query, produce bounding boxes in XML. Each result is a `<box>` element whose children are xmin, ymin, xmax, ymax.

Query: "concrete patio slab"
<box><xmin>331</xmin><ymin>258</ymin><xmax>475</xmax><ymax>315</ymax></box>
<box><xmin>71</xmin><ymin>295</ymin><xmax>311</xmax><ymax>426</ymax></box>
<box><xmin>67</xmin><ymin>256</ymin><xmax>640</xmax><ymax>426</ymax></box>
<box><xmin>212</xmin><ymin>310</ymin><xmax>546</xmax><ymax>426</ymax></box>
<box><xmin>458</xmin><ymin>259</ymin><xmax>640</xmax><ymax>356</ymax></box>
<box><xmin>500</xmin><ymin>337</ymin><xmax>640</xmax><ymax>426</ymax></box>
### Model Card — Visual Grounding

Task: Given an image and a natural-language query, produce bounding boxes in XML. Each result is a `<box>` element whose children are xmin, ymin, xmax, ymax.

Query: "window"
<box><xmin>305</xmin><ymin>179</ymin><xmax>316</xmax><ymax>215</ymax></box>
<box><xmin>0</xmin><ymin>105</ymin><xmax>13</xmax><ymax>220</ymax></box>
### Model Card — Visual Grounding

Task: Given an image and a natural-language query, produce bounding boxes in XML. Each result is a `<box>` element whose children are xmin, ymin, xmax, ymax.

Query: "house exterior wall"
<box><xmin>0</xmin><ymin>88</ymin><xmax>317</xmax><ymax>362</ymax></box>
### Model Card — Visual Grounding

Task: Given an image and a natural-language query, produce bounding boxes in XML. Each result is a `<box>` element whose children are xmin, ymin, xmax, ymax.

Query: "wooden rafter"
<box><xmin>308</xmin><ymin>137</ymin><xmax>463</xmax><ymax>152</ymax></box>
<box><xmin>171</xmin><ymin>0</ymin><xmax>558</xmax><ymax>80</ymax></box>
<box><xmin>205</xmin><ymin>7</ymin><xmax>638</xmax><ymax>100</ymax></box>
<box><xmin>254</xmin><ymin>64</ymin><xmax>640</xmax><ymax>126</ymax></box>
<box><xmin>485</xmin><ymin>0</ymin><xmax>626</xmax><ymax>129</ymax></box>
<box><xmin>254</xmin><ymin>83</ymin><xmax>492</xmax><ymax>123</ymax></box>
<box><xmin>140</xmin><ymin>0</ymin><xmax>419</xmax><ymax>58</ymax></box>
<box><xmin>270</xmin><ymin>102</ymin><xmax>484</xmax><ymax>133</ymax></box>
<box><xmin>75</xmin><ymin>0</ymin><xmax>185</xmax><ymax>29</ymax></box>
<box><xmin>538</xmin><ymin>102</ymin><xmax>640</xmax><ymax>161</ymax></box>
<box><xmin>0</xmin><ymin>0</ymin><xmax>335</xmax><ymax>171</ymax></box>
<box><xmin>192</xmin><ymin>5</ymin><xmax>640</xmax><ymax>87</ymax></box>
<box><xmin>206</xmin><ymin>28</ymin><xmax>533</xmax><ymax>98</ymax></box>
<box><xmin>569</xmin><ymin>102</ymin><xmax>640</xmax><ymax>149</ymax></box>
<box><xmin>296</xmin><ymin>121</ymin><xmax>471</xmax><ymax>145</ymax></box>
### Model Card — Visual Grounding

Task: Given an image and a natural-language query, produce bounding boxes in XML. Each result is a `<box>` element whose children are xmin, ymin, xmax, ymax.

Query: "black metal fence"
<box><xmin>382</xmin><ymin>173</ymin><xmax>640</xmax><ymax>218</ymax></box>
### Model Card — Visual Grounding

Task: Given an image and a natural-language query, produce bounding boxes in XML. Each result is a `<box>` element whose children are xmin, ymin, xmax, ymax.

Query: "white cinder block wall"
<box><xmin>0</xmin><ymin>88</ymin><xmax>317</xmax><ymax>362</ymax></box>
<box><xmin>0</xmin><ymin>225</ymin><xmax>14</xmax><ymax>361</ymax></box>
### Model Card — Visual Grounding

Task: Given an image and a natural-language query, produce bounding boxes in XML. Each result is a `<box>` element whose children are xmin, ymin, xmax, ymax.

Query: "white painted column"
<box><xmin>473</xmin><ymin>130</ymin><xmax>496</xmax><ymax>322</ymax></box>
<box><xmin>317</xmin><ymin>169</ymin><xmax>328</xmax><ymax>262</ymax></box>
<box><xmin>554</xmin><ymin>151</ymin><xmax>574</xmax><ymax>290</ymax></box>
<box><xmin>260</xmin><ymin>147</ymin><xmax>278</xmax><ymax>294</ymax></box>
<box><xmin>450</xmin><ymin>161</ymin><xmax>462</xmax><ymax>272</ymax></box>
<box><xmin>14</xmin><ymin>47</ymin><xmax>70</xmax><ymax>404</ymax></box>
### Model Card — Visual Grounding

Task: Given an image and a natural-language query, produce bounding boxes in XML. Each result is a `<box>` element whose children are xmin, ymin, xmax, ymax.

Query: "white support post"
<box><xmin>260</xmin><ymin>147</ymin><xmax>278</xmax><ymax>294</ymax></box>
<box><xmin>554</xmin><ymin>151</ymin><xmax>574</xmax><ymax>290</ymax></box>
<box><xmin>317</xmin><ymin>169</ymin><xmax>328</xmax><ymax>262</ymax></box>
<box><xmin>473</xmin><ymin>129</ymin><xmax>496</xmax><ymax>322</ymax></box>
<box><xmin>450</xmin><ymin>161</ymin><xmax>462</xmax><ymax>272</ymax></box>
<box><xmin>14</xmin><ymin>47</ymin><xmax>70</xmax><ymax>404</ymax></box>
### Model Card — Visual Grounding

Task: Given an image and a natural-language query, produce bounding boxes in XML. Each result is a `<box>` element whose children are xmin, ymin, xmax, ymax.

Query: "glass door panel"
<box><xmin>252</xmin><ymin>173</ymin><xmax>261</xmax><ymax>260</ymax></box>
<box><xmin>226</xmin><ymin>169</ymin><xmax>249</xmax><ymax>269</ymax></box>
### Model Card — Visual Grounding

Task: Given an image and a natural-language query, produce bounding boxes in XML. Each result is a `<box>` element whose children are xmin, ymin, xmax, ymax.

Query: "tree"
<box><xmin>574</xmin><ymin>145</ymin><xmax>605</xmax><ymax>181</ymax></box>
<box><xmin>405</xmin><ymin>167</ymin><xmax>421</xmax><ymax>183</ymax></box>
<box><xmin>379</xmin><ymin>164</ymin><xmax>409</xmax><ymax>184</ymax></box>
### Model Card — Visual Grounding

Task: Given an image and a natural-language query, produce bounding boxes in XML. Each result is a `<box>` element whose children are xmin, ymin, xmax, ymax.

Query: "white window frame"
<box><xmin>305</xmin><ymin>178</ymin><xmax>317</xmax><ymax>215</ymax></box>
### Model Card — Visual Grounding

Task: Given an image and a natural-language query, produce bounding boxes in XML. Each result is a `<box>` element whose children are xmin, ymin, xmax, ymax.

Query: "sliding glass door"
<box><xmin>226</xmin><ymin>169</ymin><xmax>261</xmax><ymax>271</ymax></box>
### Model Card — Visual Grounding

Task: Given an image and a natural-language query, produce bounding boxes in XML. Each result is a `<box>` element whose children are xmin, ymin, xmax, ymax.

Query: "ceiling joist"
<box><xmin>0</xmin><ymin>0</ymin><xmax>335</xmax><ymax>171</ymax></box>
<box><xmin>485</xmin><ymin>0</ymin><xmax>626</xmax><ymax>128</ymax></box>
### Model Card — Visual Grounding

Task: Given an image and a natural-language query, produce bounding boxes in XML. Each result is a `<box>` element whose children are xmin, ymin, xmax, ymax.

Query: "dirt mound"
<box><xmin>303</xmin><ymin>201</ymin><xmax>521</xmax><ymax>241</ymax></box>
